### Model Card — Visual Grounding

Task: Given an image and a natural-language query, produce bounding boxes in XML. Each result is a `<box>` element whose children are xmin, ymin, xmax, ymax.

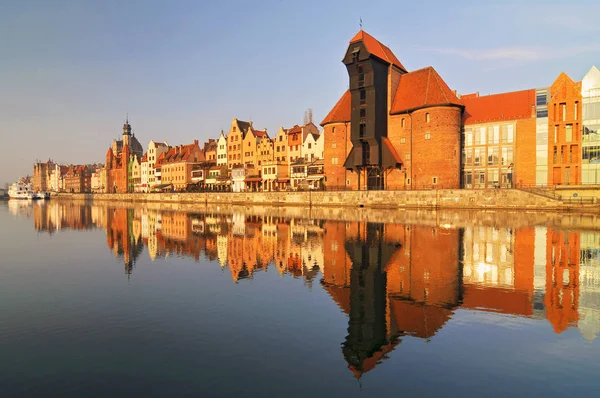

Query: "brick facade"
<box><xmin>548</xmin><ymin>73</ymin><xmax>582</xmax><ymax>185</ymax></box>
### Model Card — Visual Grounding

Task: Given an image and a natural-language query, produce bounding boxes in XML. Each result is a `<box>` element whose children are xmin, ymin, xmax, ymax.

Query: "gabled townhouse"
<box><xmin>257</xmin><ymin>134</ymin><xmax>274</xmax><ymax>167</ymax></box>
<box><xmin>140</xmin><ymin>152</ymin><xmax>149</xmax><ymax>192</ymax></box>
<box><xmin>242</xmin><ymin>126</ymin><xmax>268</xmax><ymax>167</ymax></box>
<box><xmin>147</xmin><ymin>140</ymin><xmax>169</xmax><ymax>189</ymax></box>
<box><xmin>287</xmin><ymin>122</ymin><xmax>319</xmax><ymax>164</ymax></box>
<box><xmin>273</xmin><ymin>127</ymin><xmax>289</xmax><ymax>164</ymax></box>
<box><xmin>217</xmin><ymin>131</ymin><xmax>228</xmax><ymax>167</ymax></box>
<box><xmin>204</xmin><ymin>139</ymin><xmax>217</xmax><ymax>163</ymax></box>
<box><xmin>227</xmin><ymin>118</ymin><xmax>252</xmax><ymax>169</ymax></box>
<box><xmin>130</xmin><ymin>154</ymin><xmax>142</xmax><ymax>192</ymax></box>
<box><xmin>302</xmin><ymin>130</ymin><xmax>323</xmax><ymax>162</ymax></box>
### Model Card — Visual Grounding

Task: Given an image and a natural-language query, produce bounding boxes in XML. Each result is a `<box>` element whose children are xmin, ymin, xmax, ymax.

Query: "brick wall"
<box><xmin>323</xmin><ymin>122</ymin><xmax>357</xmax><ymax>190</ymax></box>
<box><xmin>515</xmin><ymin>118</ymin><xmax>537</xmax><ymax>187</ymax></box>
<box><xmin>407</xmin><ymin>107</ymin><xmax>462</xmax><ymax>189</ymax></box>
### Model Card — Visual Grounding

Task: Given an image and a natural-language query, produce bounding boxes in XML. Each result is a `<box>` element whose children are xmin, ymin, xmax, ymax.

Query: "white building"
<box><xmin>217</xmin><ymin>132</ymin><xmax>228</xmax><ymax>167</ymax></box>
<box><xmin>147</xmin><ymin>140</ymin><xmax>169</xmax><ymax>188</ymax></box>
<box><xmin>140</xmin><ymin>152</ymin><xmax>149</xmax><ymax>192</ymax></box>
<box><xmin>582</xmin><ymin>66</ymin><xmax>600</xmax><ymax>184</ymax></box>
<box><xmin>302</xmin><ymin>131</ymin><xmax>323</xmax><ymax>162</ymax></box>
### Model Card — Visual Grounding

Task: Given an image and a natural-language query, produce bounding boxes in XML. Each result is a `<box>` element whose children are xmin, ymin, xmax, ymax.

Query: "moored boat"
<box><xmin>8</xmin><ymin>181</ymin><xmax>36</xmax><ymax>200</ymax></box>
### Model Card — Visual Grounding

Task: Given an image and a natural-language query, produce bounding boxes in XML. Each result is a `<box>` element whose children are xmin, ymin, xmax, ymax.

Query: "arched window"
<box><xmin>426</xmin><ymin>113</ymin><xmax>431</xmax><ymax>123</ymax></box>
<box><xmin>401</xmin><ymin>118</ymin><xmax>405</xmax><ymax>128</ymax></box>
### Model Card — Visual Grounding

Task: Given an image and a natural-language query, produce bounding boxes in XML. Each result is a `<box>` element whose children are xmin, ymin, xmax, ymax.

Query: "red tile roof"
<box><xmin>350</xmin><ymin>30</ymin><xmax>406</xmax><ymax>71</ymax></box>
<box><xmin>141</xmin><ymin>152</ymin><xmax>148</xmax><ymax>162</ymax></box>
<box><xmin>461</xmin><ymin>89</ymin><xmax>535</xmax><ymax>124</ymax></box>
<box><xmin>320</xmin><ymin>90</ymin><xmax>351</xmax><ymax>126</ymax></box>
<box><xmin>390</xmin><ymin>67</ymin><xmax>463</xmax><ymax>114</ymax></box>
<box><xmin>155</xmin><ymin>142</ymin><xmax>205</xmax><ymax>166</ymax></box>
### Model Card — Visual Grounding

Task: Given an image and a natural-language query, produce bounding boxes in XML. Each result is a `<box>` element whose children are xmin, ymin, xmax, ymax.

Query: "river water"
<box><xmin>1</xmin><ymin>200</ymin><xmax>599</xmax><ymax>397</ymax></box>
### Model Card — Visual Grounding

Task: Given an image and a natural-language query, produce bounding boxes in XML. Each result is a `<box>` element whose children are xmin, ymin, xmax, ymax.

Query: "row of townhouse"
<box><xmin>97</xmin><ymin>116</ymin><xmax>325</xmax><ymax>193</ymax></box>
<box><xmin>33</xmin><ymin>160</ymin><xmax>101</xmax><ymax>193</ymax></box>
<box><xmin>41</xmin><ymin>29</ymin><xmax>600</xmax><ymax>193</ymax></box>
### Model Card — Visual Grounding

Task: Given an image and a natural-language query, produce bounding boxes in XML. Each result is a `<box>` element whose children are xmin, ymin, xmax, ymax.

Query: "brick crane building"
<box><xmin>322</xmin><ymin>30</ymin><xmax>463</xmax><ymax>190</ymax></box>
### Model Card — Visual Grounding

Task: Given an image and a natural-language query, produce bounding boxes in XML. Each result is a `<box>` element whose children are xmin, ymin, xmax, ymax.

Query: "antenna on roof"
<box><xmin>359</xmin><ymin>17</ymin><xmax>363</xmax><ymax>29</ymax></box>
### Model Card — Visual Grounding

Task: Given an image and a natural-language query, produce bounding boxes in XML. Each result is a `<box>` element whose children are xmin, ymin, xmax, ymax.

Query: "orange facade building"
<box><xmin>548</xmin><ymin>73</ymin><xmax>582</xmax><ymax>185</ymax></box>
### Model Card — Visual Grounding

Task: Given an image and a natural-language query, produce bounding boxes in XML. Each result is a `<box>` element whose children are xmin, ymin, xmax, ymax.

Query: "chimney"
<box><xmin>194</xmin><ymin>139</ymin><xmax>199</xmax><ymax>146</ymax></box>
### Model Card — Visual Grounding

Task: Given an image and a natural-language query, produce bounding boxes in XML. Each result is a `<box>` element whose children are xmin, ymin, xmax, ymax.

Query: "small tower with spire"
<box><xmin>122</xmin><ymin>114</ymin><xmax>132</xmax><ymax>147</ymax></box>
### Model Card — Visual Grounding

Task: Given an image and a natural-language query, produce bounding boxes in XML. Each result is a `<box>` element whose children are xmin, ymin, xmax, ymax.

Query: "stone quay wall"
<box><xmin>50</xmin><ymin>188</ymin><xmax>591</xmax><ymax>212</ymax></box>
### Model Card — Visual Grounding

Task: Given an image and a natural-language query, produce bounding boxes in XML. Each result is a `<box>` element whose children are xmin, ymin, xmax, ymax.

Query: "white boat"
<box><xmin>8</xmin><ymin>181</ymin><xmax>36</xmax><ymax>200</ymax></box>
<box><xmin>34</xmin><ymin>191</ymin><xmax>50</xmax><ymax>200</ymax></box>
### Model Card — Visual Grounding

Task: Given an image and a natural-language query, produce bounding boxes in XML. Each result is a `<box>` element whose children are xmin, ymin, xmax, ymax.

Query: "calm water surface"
<box><xmin>1</xmin><ymin>200</ymin><xmax>599</xmax><ymax>397</ymax></box>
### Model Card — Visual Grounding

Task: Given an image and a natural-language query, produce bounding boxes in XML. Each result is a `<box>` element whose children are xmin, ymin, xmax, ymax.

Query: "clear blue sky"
<box><xmin>1</xmin><ymin>0</ymin><xmax>599</xmax><ymax>185</ymax></box>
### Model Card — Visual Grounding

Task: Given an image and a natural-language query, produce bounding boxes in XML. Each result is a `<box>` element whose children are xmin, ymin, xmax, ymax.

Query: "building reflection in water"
<box><xmin>28</xmin><ymin>201</ymin><xmax>600</xmax><ymax>376</ymax></box>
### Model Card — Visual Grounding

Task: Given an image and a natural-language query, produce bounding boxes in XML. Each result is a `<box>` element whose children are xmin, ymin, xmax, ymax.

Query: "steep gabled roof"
<box><xmin>390</xmin><ymin>67</ymin><xmax>463</xmax><ymax>114</ymax></box>
<box><xmin>320</xmin><ymin>90</ymin><xmax>351</xmax><ymax>126</ymax></box>
<box><xmin>349</xmin><ymin>30</ymin><xmax>406</xmax><ymax>72</ymax></box>
<box><xmin>461</xmin><ymin>89</ymin><xmax>535</xmax><ymax>124</ymax></box>
<box><xmin>236</xmin><ymin>119</ymin><xmax>251</xmax><ymax>134</ymax></box>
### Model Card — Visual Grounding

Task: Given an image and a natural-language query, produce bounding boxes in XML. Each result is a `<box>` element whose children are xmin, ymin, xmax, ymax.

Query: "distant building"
<box><xmin>155</xmin><ymin>140</ymin><xmax>205</xmax><ymax>191</ymax></box>
<box><xmin>105</xmin><ymin>119</ymin><xmax>140</xmax><ymax>193</ymax></box>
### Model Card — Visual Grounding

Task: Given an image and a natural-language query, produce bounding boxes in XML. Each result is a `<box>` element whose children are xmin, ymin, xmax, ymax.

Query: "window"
<box><xmin>401</xmin><ymin>118</ymin><xmax>405</xmax><ymax>128</ymax></box>
<box><xmin>361</xmin><ymin>142</ymin><xmax>370</xmax><ymax>164</ymax></box>
<box><xmin>479</xmin><ymin>127</ymin><xmax>486</xmax><ymax>145</ymax></box>
<box><xmin>465</xmin><ymin>129</ymin><xmax>473</xmax><ymax>146</ymax></box>
<box><xmin>501</xmin><ymin>147</ymin><xmax>513</xmax><ymax>165</ymax></box>
<box><xmin>566</xmin><ymin>124</ymin><xmax>573</xmax><ymax>142</ymax></box>
<box><xmin>359</xmin><ymin>124</ymin><xmax>366</xmax><ymax>138</ymax></box>
<box><xmin>360</xmin><ymin>108</ymin><xmax>365</xmax><ymax>119</ymax></box>
<box><xmin>400</xmin><ymin>137</ymin><xmax>406</xmax><ymax>144</ymax></box>
<box><xmin>501</xmin><ymin>125</ymin><xmax>513</xmax><ymax>143</ymax></box>
<box><xmin>432</xmin><ymin>177</ymin><xmax>438</xmax><ymax>184</ymax></box>
<box><xmin>426</xmin><ymin>113</ymin><xmax>430</xmax><ymax>123</ymax></box>
<box><xmin>233</xmin><ymin>127</ymin><xmax>236</xmax><ymax>132</ymax></box>
<box><xmin>474</xmin><ymin>148</ymin><xmax>482</xmax><ymax>166</ymax></box>
<box><xmin>308</xmin><ymin>143</ymin><xmax>312</xmax><ymax>149</ymax></box>
<box><xmin>537</xmin><ymin>108</ymin><xmax>548</xmax><ymax>118</ymax></box>
<box><xmin>574</xmin><ymin>102</ymin><xmax>578</xmax><ymax>120</ymax></box>
<box><xmin>488</xmin><ymin>148</ymin><xmax>499</xmax><ymax>165</ymax></box>
<box><xmin>554</xmin><ymin>126</ymin><xmax>558</xmax><ymax>143</ymax></box>
<box><xmin>358</xmin><ymin>65</ymin><xmax>364</xmax><ymax>84</ymax></box>
<box><xmin>553</xmin><ymin>147</ymin><xmax>558</xmax><ymax>163</ymax></box>
<box><xmin>425</xmin><ymin>133</ymin><xmax>431</xmax><ymax>140</ymax></box>
<box><xmin>332</xmin><ymin>142</ymin><xmax>336</xmax><ymax>149</ymax></box>
<box><xmin>562</xmin><ymin>103</ymin><xmax>566</xmax><ymax>121</ymax></box>
<box><xmin>536</xmin><ymin>90</ymin><xmax>547</xmax><ymax>106</ymax></box>
<box><xmin>406</xmin><ymin>178</ymin><xmax>411</xmax><ymax>185</ymax></box>
<box><xmin>405</xmin><ymin>152</ymin><xmax>411</xmax><ymax>160</ymax></box>
<box><xmin>465</xmin><ymin>149</ymin><xmax>472</xmax><ymax>165</ymax></box>
<box><xmin>360</xmin><ymin>89</ymin><xmax>366</xmax><ymax>104</ymax></box>
<box><xmin>332</xmin><ymin>157</ymin><xmax>338</xmax><ymax>165</ymax></box>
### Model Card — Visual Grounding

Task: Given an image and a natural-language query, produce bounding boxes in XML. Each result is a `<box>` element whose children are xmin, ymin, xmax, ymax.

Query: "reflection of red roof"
<box><xmin>348</xmin><ymin>342</ymin><xmax>398</xmax><ymax>379</ymax></box>
<box><xmin>322</xmin><ymin>283</ymin><xmax>351</xmax><ymax>315</ymax></box>
<box><xmin>349</xmin><ymin>30</ymin><xmax>406</xmax><ymax>72</ymax></box>
<box><xmin>320</xmin><ymin>90</ymin><xmax>351</xmax><ymax>126</ymax></box>
<box><xmin>390</xmin><ymin>299</ymin><xmax>453</xmax><ymax>339</ymax></box>
<box><xmin>461</xmin><ymin>89</ymin><xmax>535</xmax><ymax>124</ymax></box>
<box><xmin>461</xmin><ymin>285</ymin><xmax>533</xmax><ymax>316</ymax></box>
<box><xmin>390</xmin><ymin>67</ymin><xmax>463</xmax><ymax>114</ymax></box>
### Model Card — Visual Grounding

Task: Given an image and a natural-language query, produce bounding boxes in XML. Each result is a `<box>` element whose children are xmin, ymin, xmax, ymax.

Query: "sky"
<box><xmin>1</xmin><ymin>0</ymin><xmax>599</xmax><ymax>185</ymax></box>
